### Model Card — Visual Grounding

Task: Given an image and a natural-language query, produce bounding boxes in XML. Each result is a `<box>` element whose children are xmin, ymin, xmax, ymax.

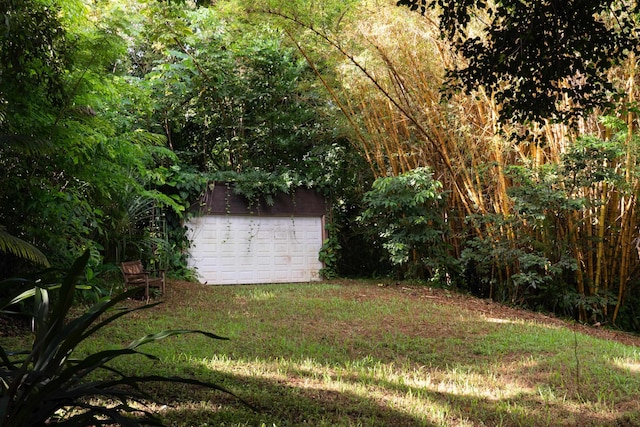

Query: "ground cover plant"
<box><xmin>39</xmin><ymin>279</ymin><xmax>640</xmax><ymax>427</ymax></box>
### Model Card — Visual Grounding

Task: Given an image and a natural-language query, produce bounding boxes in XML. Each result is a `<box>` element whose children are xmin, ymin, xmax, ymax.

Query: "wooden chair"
<box><xmin>119</xmin><ymin>260</ymin><xmax>165</xmax><ymax>301</ymax></box>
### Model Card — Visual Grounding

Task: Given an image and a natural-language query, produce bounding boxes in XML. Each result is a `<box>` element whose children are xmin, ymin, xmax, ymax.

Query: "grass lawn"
<box><xmin>62</xmin><ymin>280</ymin><xmax>640</xmax><ymax>425</ymax></box>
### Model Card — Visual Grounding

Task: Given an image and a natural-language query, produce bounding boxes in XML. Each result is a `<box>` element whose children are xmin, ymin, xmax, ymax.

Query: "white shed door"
<box><xmin>186</xmin><ymin>216</ymin><xmax>323</xmax><ymax>285</ymax></box>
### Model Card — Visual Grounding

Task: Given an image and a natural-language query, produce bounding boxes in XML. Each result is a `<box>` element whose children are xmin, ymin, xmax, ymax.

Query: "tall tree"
<box><xmin>397</xmin><ymin>0</ymin><xmax>640</xmax><ymax>125</ymax></box>
<box><xmin>0</xmin><ymin>0</ymin><xmax>181</xmax><ymax>275</ymax></box>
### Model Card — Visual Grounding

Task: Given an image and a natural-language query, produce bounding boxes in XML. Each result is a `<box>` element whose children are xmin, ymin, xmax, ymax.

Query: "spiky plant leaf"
<box><xmin>0</xmin><ymin>251</ymin><xmax>239</xmax><ymax>426</ymax></box>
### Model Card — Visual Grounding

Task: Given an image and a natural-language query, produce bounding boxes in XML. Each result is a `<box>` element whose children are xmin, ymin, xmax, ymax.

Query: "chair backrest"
<box><xmin>120</xmin><ymin>260</ymin><xmax>144</xmax><ymax>276</ymax></box>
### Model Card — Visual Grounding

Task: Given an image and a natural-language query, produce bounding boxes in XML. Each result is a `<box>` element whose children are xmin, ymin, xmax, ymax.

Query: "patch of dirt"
<box><xmin>0</xmin><ymin>314</ymin><xmax>31</xmax><ymax>337</ymax></box>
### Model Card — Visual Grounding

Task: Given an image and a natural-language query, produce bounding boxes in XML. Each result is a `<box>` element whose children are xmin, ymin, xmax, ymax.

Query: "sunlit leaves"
<box><xmin>145</xmin><ymin>6</ymin><xmax>328</xmax><ymax>175</ymax></box>
<box><xmin>0</xmin><ymin>0</ymin><xmax>181</xmax><ymax>272</ymax></box>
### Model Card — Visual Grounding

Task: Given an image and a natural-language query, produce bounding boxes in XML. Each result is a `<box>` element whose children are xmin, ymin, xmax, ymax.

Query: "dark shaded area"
<box><xmin>158</xmin><ymin>372</ymin><xmax>435</xmax><ymax>426</ymax></box>
<box><xmin>149</xmin><ymin>354</ymin><xmax>640</xmax><ymax>427</ymax></box>
<box><xmin>0</xmin><ymin>314</ymin><xmax>31</xmax><ymax>337</ymax></box>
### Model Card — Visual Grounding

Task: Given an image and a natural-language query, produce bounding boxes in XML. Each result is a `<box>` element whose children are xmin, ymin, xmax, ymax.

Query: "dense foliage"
<box><xmin>0</xmin><ymin>0</ymin><xmax>182</xmax><ymax>281</ymax></box>
<box><xmin>0</xmin><ymin>0</ymin><xmax>348</xmax><ymax>286</ymax></box>
<box><xmin>360</xmin><ymin>168</ymin><xmax>452</xmax><ymax>281</ymax></box>
<box><xmin>245</xmin><ymin>1</ymin><xmax>640</xmax><ymax>333</ymax></box>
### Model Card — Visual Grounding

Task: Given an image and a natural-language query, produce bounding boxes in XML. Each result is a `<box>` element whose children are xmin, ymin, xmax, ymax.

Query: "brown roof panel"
<box><xmin>191</xmin><ymin>183</ymin><xmax>326</xmax><ymax>217</ymax></box>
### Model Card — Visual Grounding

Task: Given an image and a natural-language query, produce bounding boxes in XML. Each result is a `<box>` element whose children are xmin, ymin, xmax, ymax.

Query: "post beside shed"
<box><xmin>185</xmin><ymin>183</ymin><xmax>327</xmax><ymax>285</ymax></box>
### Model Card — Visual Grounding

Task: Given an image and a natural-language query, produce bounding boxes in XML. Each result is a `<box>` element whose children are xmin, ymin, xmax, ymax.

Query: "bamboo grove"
<box><xmin>304</xmin><ymin>5</ymin><xmax>640</xmax><ymax>327</ymax></box>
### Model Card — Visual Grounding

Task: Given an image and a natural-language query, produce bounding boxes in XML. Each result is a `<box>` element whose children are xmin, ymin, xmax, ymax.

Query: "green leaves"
<box><xmin>0</xmin><ymin>226</ymin><xmax>50</xmax><ymax>267</ymax></box>
<box><xmin>143</xmin><ymin>6</ymin><xmax>330</xmax><ymax>176</ymax></box>
<box><xmin>0</xmin><ymin>0</ymin><xmax>70</xmax><ymax>111</ymax></box>
<box><xmin>1</xmin><ymin>0</ymin><xmax>345</xmax><ymax>278</ymax></box>
<box><xmin>360</xmin><ymin>168</ymin><xmax>451</xmax><ymax>279</ymax></box>
<box><xmin>561</xmin><ymin>135</ymin><xmax>627</xmax><ymax>189</ymax></box>
<box><xmin>0</xmin><ymin>0</ymin><xmax>185</xmax><ymax>274</ymax></box>
<box><xmin>399</xmin><ymin>0</ymin><xmax>640</xmax><ymax>126</ymax></box>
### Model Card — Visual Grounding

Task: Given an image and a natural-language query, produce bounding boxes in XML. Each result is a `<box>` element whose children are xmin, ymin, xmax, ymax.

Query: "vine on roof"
<box><xmin>209</xmin><ymin>170</ymin><xmax>314</xmax><ymax>209</ymax></box>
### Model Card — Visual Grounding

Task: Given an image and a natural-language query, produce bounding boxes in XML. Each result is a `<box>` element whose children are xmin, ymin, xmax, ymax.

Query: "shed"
<box><xmin>185</xmin><ymin>183</ymin><xmax>326</xmax><ymax>285</ymax></box>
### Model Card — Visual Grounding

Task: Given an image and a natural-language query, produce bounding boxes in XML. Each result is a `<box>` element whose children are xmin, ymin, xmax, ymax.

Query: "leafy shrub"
<box><xmin>461</xmin><ymin>137</ymin><xmax>626</xmax><ymax>319</ymax></box>
<box><xmin>0</xmin><ymin>251</ymin><xmax>236</xmax><ymax>426</ymax></box>
<box><xmin>461</xmin><ymin>222</ymin><xmax>578</xmax><ymax>308</ymax></box>
<box><xmin>461</xmin><ymin>160</ymin><xmax>582</xmax><ymax>307</ymax></box>
<box><xmin>359</xmin><ymin>167</ymin><xmax>453</xmax><ymax>280</ymax></box>
<box><xmin>319</xmin><ymin>222</ymin><xmax>341</xmax><ymax>279</ymax></box>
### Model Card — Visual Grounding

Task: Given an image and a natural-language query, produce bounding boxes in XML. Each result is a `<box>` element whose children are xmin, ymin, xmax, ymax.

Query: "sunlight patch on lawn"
<box><xmin>612</xmin><ymin>359</ymin><xmax>640</xmax><ymax>373</ymax></box>
<box><xmin>483</xmin><ymin>316</ymin><xmax>563</xmax><ymax>332</ymax></box>
<box><xmin>611</xmin><ymin>348</ymin><xmax>640</xmax><ymax>368</ymax></box>
<box><xmin>249</xmin><ymin>289</ymin><xmax>276</xmax><ymax>301</ymax></box>
<box><xmin>424</xmin><ymin>367</ymin><xmax>530</xmax><ymax>400</ymax></box>
<box><xmin>485</xmin><ymin>317</ymin><xmax>513</xmax><ymax>324</ymax></box>
<box><xmin>190</xmin><ymin>353</ymin><xmax>534</xmax><ymax>425</ymax></box>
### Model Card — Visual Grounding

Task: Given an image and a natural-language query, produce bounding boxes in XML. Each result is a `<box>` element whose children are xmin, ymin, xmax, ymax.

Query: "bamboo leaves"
<box><xmin>320</xmin><ymin>2</ymin><xmax>640</xmax><ymax>327</ymax></box>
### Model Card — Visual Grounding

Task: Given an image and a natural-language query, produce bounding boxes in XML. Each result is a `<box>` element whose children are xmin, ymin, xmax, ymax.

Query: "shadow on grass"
<box><xmin>146</xmin><ymin>354</ymin><xmax>640</xmax><ymax>427</ymax></box>
<box><xmin>125</xmin><ymin>282</ymin><xmax>640</xmax><ymax>426</ymax></box>
<box><xmin>157</xmin><ymin>369</ymin><xmax>436</xmax><ymax>426</ymax></box>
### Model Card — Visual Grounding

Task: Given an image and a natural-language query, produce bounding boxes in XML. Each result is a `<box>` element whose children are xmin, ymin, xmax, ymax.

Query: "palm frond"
<box><xmin>0</xmin><ymin>225</ymin><xmax>50</xmax><ymax>267</ymax></box>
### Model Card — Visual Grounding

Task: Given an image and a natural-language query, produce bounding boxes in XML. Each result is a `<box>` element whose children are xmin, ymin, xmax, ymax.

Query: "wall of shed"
<box><xmin>186</xmin><ymin>184</ymin><xmax>326</xmax><ymax>285</ymax></box>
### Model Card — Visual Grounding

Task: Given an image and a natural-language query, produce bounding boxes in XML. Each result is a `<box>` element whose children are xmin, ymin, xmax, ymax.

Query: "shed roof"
<box><xmin>191</xmin><ymin>183</ymin><xmax>326</xmax><ymax>217</ymax></box>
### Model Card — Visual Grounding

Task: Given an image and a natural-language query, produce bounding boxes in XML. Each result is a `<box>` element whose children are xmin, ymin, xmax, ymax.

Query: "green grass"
<box><xmin>10</xmin><ymin>280</ymin><xmax>640</xmax><ymax>426</ymax></box>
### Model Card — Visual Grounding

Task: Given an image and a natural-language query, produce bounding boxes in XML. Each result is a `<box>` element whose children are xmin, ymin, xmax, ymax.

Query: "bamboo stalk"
<box><xmin>613</xmin><ymin>195</ymin><xmax>636</xmax><ymax>324</ymax></box>
<box><xmin>594</xmin><ymin>181</ymin><xmax>608</xmax><ymax>296</ymax></box>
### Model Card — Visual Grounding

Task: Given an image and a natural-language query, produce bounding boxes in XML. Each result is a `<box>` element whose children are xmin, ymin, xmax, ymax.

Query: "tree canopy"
<box><xmin>0</xmin><ymin>0</ymin><xmax>350</xmax><ymax>279</ymax></box>
<box><xmin>397</xmin><ymin>0</ymin><xmax>640</xmax><ymax>125</ymax></box>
